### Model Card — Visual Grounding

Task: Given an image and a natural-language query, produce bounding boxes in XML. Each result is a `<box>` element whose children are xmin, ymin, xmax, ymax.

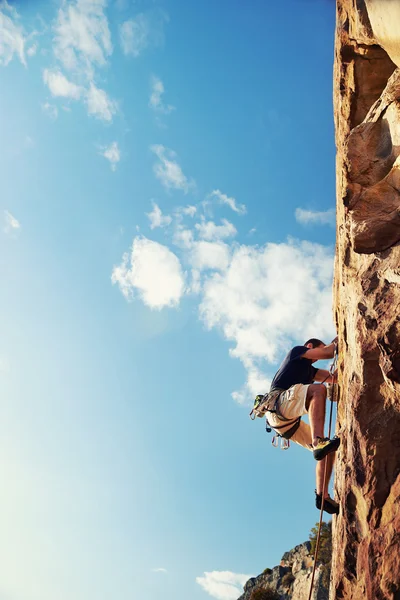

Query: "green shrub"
<box><xmin>262</xmin><ymin>568</ymin><xmax>272</xmax><ymax>575</ymax></box>
<box><xmin>250</xmin><ymin>587</ymin><xmax>280</xmax><ymax>600</ymax></box>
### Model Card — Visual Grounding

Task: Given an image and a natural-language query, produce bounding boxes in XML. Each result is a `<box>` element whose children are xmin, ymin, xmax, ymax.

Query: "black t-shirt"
<box><xmin>270</xmin><ymin>346</ymin><xmax>318</xmax><ymax>391</ymax></box>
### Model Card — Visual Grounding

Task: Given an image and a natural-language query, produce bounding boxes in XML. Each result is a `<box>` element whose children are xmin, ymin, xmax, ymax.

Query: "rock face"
<box><xmin>238</xmin><ymin>542</ymin><xmax>328</xmax><ymax>600</ymax></box>
<box><xmin>332</xmin><ymin>1</ymin><xmax>400</xmax><ymax>599</ymax></box>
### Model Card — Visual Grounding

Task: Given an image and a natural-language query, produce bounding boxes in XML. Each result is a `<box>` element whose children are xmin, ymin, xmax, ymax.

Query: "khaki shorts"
<box><xmin>267</xmin><ymin>383</ymin><xmax>313</xmax><ymax>451</ymax></box>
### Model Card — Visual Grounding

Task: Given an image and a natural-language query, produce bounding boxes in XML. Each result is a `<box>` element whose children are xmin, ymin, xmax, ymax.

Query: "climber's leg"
<box><xmin>306</xmin><ymin>384</ymin><xmax>327</xmax><ymax>444</ymax></box>
<box><xmin>316</xmin><ymin>452</ymin><xmax>335</xmax><ymax>497</ymax></box>
<box><xmin>315</xmin><ymin>453</ymin><xmax>339</xmax><ymax>514</ymax></box>
<box><xmin>306</xmin><ymin>384</ymin><xmax>340</xmax><ymax>460</ymax></box>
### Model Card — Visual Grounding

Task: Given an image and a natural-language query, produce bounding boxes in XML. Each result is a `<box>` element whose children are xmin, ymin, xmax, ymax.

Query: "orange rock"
<box><xmin>332</xmin><ymin>1</ymin><xmax>400</xmax><ymax>599</ymax></box>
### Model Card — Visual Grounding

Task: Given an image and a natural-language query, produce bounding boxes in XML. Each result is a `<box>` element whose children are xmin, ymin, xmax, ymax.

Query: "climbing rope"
<box><xmin>307</xmin><ymin>346</ymin><xmax>338</xmax><ymax>600</ymax></box>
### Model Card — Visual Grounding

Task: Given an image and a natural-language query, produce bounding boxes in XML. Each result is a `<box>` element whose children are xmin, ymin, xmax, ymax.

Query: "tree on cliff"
<box><xmin>309</xmin><ymin>521</ymin><xmax>332</xmax><ymax>587</ymax></box>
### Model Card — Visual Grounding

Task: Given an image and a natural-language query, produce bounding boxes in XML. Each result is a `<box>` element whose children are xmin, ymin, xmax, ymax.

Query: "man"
<box><xmin>267</xmin><ymin>337</ymin><xmax>339</xmax><ymax>514</ymax></box>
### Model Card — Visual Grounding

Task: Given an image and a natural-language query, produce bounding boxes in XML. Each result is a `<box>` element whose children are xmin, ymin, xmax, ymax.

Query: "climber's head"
<box><xmin>304</xmin><ymin>338</ymin><xmax>325</xmax><ymax>349</ymax></box>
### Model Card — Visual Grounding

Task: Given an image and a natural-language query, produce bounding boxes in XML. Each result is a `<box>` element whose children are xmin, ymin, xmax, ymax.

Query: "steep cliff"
<box><xmin>332</xmin><ymin>1</ymin><xmax>400</xmax><ymax>599</ymax></box>
<box><xmin>238</xmin><ymin>541</ymin><xmax>328</xmax><ymax>600</ymax></box>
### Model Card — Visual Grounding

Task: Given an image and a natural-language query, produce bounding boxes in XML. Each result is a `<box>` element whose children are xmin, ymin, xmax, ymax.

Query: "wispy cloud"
<box><xmin>4</xmin><ymin>210</ymin><xmax>21</xmax><ymax>234</ymax></box>
<box><xmin>195</xmin><ymin>219</ymin><xmax>237</xmax><ymax>241</ymax></box>
<box><xmin>152</xmin><ymin>567</ymin><xmax>167</xmax><ymax>573</ymax></box>
<box><xmin>53</xmin><ymin>0</ymin><xmax>112</xmax><ymax>79</ymax></box>
<box><xmin>26</xmin><ymin>43</ymin><xmax>37</xmax><ymax>57</ymax></box>
<box><xmin>151</xmin><ymin>145</ymin><xmax>194</xmax><ymax>193</ymax></box>
<box><xmin>42</xmin><ymin>102</ymin><xmax>58</xmax><ymax>120</ymax></box>
<box><xmin>119</xmin><ymin>10</ymin><xmax>168</xmax><ymax>57</ymax></box>
<box><xmin>43</xmin><ymin>68</ymin><xmax>82</xmax><ymax>99</ymax></box>
<box><xmin>173</xmin><ymin>226</ymin><xmax>194</xmax><ymax>249</ymax></box>
<box><xmin>0</xmin><ymin>1</ymin><xmax>26</xmax><ymax>66</ymax></box>
<box><xmin>181</xmin><ymin>205</ymin><xmax>196</xmax><ymax>217</ymax></box>
<box><xmin>44</xmin><ymin>0</ymin><xmax>117</xmax><ymax>123</ymax></box>
<box><xmin>295</xmin><ymin>207</ymin><xmax>335</xmax><ymax>227</ymax></box>
<box><xmin>86</xmin><ymin>82</ymin><xmax>116</xmax><ymax>121</ymax></box>
<box><xmin>146</xmin><ymin>202</ymin><xmax>172</xmax><ymax>229</ymax></box>
<box><xmin>209</xmin><ymin>190</ymin><xmax>246</xmax><ymax>216</ymax></box>
<box><xmin>111</xmin><ymin>237</ymin><xmax>185</xmax><ymax>309</ymax></box>
<box><xmin>196</xmin><ymin>571</ymin><xmax>252</xmax><ymax>600</ymax></box>
<box><xmin>99</xmin><ymin>142</ymin><xmax>120</xmax><ymax>170</ymax></box>
<box><xmin>149</xmin><ymin>75</ymin><xmax>174</xmax><ymax>115</ymax></box>
<box><xmin>120</xmin><ymin>14</ymin><xmax>149</xmax><ymax>57</ymax></box>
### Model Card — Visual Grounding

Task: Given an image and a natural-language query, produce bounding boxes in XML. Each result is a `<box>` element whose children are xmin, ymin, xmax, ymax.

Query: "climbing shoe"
<box><xmin>313</xmin><ymin>436</ymin><xmax>340</xmax><ymax>461</ymax></box>
<box><xmin>315</xmin><ymin>491</ymin><xmax>339</xmax><ymax>515</ymax></box>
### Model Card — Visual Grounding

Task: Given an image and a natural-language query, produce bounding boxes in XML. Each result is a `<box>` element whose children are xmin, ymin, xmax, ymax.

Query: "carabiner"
<box><xmin>281</xmin><ymin>438</ymin><xmax>290</xmax><ymax>450</ymax></box>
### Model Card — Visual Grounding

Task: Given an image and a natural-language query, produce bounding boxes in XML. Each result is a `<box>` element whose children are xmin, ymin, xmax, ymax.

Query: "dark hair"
<box><xmin>304</xmin><ymin>338</ymin><xmax>325</xmax><ymax>348</ymax></box>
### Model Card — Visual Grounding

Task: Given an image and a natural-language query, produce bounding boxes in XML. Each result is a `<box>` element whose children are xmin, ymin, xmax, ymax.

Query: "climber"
<box><xmin>267</xmin><ymin>338</ymin><xmax>340</xmax><ymax>514</ymax></box>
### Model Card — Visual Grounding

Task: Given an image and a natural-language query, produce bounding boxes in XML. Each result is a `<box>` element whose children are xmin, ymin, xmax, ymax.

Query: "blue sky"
<box><xmin>0</xmin><ymin>1</ymin><xmax>337</xmax><ymax>599</ymax></box>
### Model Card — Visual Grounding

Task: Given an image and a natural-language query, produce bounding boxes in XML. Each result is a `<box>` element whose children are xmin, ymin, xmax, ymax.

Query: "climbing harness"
<box><xmin>307</xmin><ymin>344</ymin><xmax>338</xmax><ymax>600</ymax></box>
<box><xmin>250</xmin><ymin>389</ymin><xmax>301</xmax><ymax>449</ymax></box>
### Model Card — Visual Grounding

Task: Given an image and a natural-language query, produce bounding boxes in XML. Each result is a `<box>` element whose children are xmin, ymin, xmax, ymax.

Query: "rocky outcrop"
<box><xmin>332</xmin><ymin>1</ymin><xmax>400</xmax><ymax>599</ymax></box>
<box><xmin>238</xmin><ymin>542</ymin><xmax>328</xmax><ymax>600</ymax></box>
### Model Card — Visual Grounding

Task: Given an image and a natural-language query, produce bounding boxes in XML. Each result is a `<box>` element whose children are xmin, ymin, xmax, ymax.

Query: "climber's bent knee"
<box><xmin>306</xmin><ymin>384</ymin><xmax>327</xmax><ymax>410</ymax></box>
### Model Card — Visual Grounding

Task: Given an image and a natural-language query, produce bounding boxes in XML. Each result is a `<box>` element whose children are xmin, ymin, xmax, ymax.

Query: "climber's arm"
<box><xmin>314</xmin><ymin>369</ymin><xmax>337</xmax><ymax>384</ymax></box>
<box><xmin>302</xmin><ymin>342</ymin><xmax>336</xmax><ymax>361</ymax></box>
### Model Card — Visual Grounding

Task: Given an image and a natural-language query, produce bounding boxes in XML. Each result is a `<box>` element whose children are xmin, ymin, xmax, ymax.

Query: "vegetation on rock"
<box><xmin>249</xmin><ymin>588</ymin><xmax>280</xmax><ymax>600</ymax></box>
<box><xmin>309</xmin><ymin>521</ymin><xmax>332</xmax><ymax>588</ymax></box>
<box><xmin>281</xmin><ymin>571</ymin><xmax>295</xmax><ymax>588</ymax></box>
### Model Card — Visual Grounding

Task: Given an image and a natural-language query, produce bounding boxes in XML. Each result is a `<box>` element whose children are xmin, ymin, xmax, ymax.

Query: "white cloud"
<box><xmin>112</xmin><ymin>200</ymin><xmax>335</xmax><ymax>405</ymax></box>
<box><xmin>152</xmin><ymin>567</ymin><xmax>167</xmax><ymax>573</ymax></box>
<box><xmin>42</xmin><ymin>102</ymin><xmax>58</xmax><ymax>120</ymax></box>
<box><xmin>195</xmin><ymin>219</ymin><xmax>237</xmax><ymax>241</ymax></box>
<box><xmin>86</xmin><ymin>82</ymin><xmax>116</xmax><ymax>121</ymax></box>
<box><xmin>100</xmin><ymin>141</ymin><xmax>120</xmax><ymax>170</ymax></box>
<box><xmin>190</xmin><ymin>241</ymin><xmax>230</xmax><ymax>272</ymax></box>
<box><xmin>146</xmin><ymin>202</ymin><xmax>172</xmax><ymax>229</ymax></box>
<box><xmin>112</xmin><ymin>237</ymin><xmax>185</xmax><ymax>309</ymax></box>
<box><xmin>198</xmin><ymin>239</ymin><xmax>334</xmax><ymax>402</ymax></box>
<box><xmin>4</xmin><ymin>210</ymin><xmax>21</xmax><ymax>234</ymax></box>
<box><xmin>295</xmin><ymin>207</ymin><xmax>335</xmax><ymax>227</ymax></box>
<box><xmin>120</xmin><ymin>14</ymin><xmax>149</xmax><ymax>57</ymax></box>
<box><xmin>151</xmin><ymin>145</ymin><xmax>194</xmax><ymax>193</ymax></box>
<box><xmin>196</xmin><ymin>571</ymin><xmax>252</xmax><ymax>600</ymax></box>
<box><xmin>43</xmin><ymin>68</ymin><xmax>82</xmax><ymax>99</ymax></box>
<box><xmin>53</xmin><ymin>0</ymin><xmax>112</xmax><ymax>78</ymax></box>
<box><xmin>149</xmin><ymin>75</ymin><xmax>174</xmax><ymax>114</ymax></box>
<box><xmin>210</xmin><ymin>190</ymin><xmax>246</xmax><ymax>216</ymax></box>
<box><xmin>0</xmin><ymin>2</ymin><xmax>26</xmax><ymax>66</ymax></box>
